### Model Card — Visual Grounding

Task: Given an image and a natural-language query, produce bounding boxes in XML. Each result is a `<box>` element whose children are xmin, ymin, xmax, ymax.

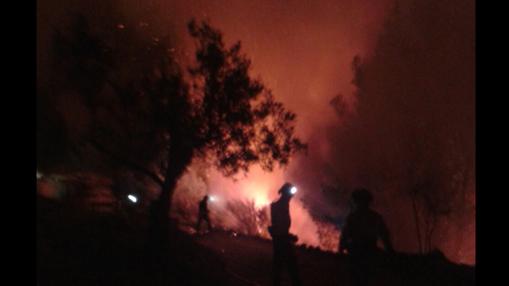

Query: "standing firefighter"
<box><xmin>339</xmin><ymin>188</ymin><xmax>394</xmax><ymax>286</ymax></box>
<box><xmin>268</xmin><ymin>183</ymin><xmax>302</xmax><ymax>286</ymax></box>
<box><xmin>196</xmin><ymin>195</ymin><xmax>212</xmax><ymax>233</ymax></box>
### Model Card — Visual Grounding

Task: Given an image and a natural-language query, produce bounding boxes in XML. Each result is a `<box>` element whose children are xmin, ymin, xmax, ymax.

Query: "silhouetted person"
<box><xmin>268</xmin><ymin>183</ymin><xmax>301</xmax><ymax>286</ymax></box>
<box><xmin>196</xmin><ymin>195</ymin><xmax>212</xmax><ymax>233</ymax></box>
<box><xmin>339</xmin><ymin>188</ymin><xmax>394</xmax><ymax>286</ymax></box>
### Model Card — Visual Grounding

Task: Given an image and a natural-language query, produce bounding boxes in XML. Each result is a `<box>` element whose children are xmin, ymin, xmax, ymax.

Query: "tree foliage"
<box><xmin>187</xmin><ymin>20</ymin><xmax>306</xmax><ymax>175</ymax></box>
<box><xmin>339</xmin><ymin>1</ymin><xmax>474</xmax><ymax>254</ymax></box>
<box><xmin>38</xmin><ymin>14</ymin><xmax>305</xmax><ymax>220</ymax></box>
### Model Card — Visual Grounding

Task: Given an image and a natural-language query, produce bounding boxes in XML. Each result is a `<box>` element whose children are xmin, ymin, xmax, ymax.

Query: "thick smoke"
<box><xmin>162</xmin><ymin>0</ymin><xmax>393</xmax><ymax>253</ymax></box>
<box><xmin>291</xmin><ymin>0</ymin><xmax>475</xmax><ymax>263</ymax></box>
<box><xmin>38</xmin><ymin>0</ymin><xmax>474</xmax><ymax>263</ymax></box>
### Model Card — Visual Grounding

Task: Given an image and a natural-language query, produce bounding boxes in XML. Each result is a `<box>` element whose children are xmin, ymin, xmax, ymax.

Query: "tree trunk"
<box><xmin>411</xmin><ymin>196</ymin><xmax>423</xmax><ymax>254</ymax></box>
<box><xmin>148</xmin><ymin>144</ymin><xmax>194</xmax><ymax>245</ymax></box>
<box><xmin>424</xmin><ymin>215</ymin><xmax>437</xmax><ymax>253</ymax></box>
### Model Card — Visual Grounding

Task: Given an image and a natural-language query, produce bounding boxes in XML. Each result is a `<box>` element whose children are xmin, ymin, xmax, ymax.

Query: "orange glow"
<box><xmin>173</xmin><ymin>164</ymin><xmax>339</xmax><ymax>251</ymax></box>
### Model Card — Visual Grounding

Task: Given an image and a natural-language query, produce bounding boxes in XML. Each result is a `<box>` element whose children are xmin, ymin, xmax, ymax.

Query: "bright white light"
<box><xmin>290</xmin><ymin>186</ymin><xmax>298</xmax><ymax>195</ymax></box>
<box><xmin>36</xmin><ymin>170</ymin><xmax>42</xmax><ymax>179</ymax></box>
<box><xmin>127</xmin><ymin>194</ymin><xmax>138</xmax><ymax>203</ymax></box>
<box><xmin>209</xmin><ymin>195</ymin><xmax>217</xmax><ymax>202</ymax></box>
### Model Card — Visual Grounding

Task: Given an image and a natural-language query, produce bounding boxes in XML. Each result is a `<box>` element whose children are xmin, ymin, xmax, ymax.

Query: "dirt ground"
<box><xmin>37</xmin><ymin>197</ymin><xmax>474</xmax><ymax>286</ymax></box>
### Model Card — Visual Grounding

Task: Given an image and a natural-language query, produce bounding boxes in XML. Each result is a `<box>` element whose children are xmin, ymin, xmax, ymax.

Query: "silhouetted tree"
<box><xmin>334</xmin><ymin>0</ymin><xmax>474</xmax><ymax>255</ymax></box>
<box><xmin>39</xmin><ymin>14</ymin><xmax>305</xmax><ymax>238</ymax></box>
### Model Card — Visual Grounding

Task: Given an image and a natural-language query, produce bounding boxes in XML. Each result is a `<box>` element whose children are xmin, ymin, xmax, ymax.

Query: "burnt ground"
<box><xmin>37</xmin><ymin>196</ymin><xmax>474</xmax><ymax>286</ymax></box>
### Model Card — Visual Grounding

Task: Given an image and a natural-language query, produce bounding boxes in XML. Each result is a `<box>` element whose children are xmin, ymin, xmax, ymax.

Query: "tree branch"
<box><xmin>88</xmin><ymin>139</ymin><xmax>165</xmax><ymax>186</ymax></box>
